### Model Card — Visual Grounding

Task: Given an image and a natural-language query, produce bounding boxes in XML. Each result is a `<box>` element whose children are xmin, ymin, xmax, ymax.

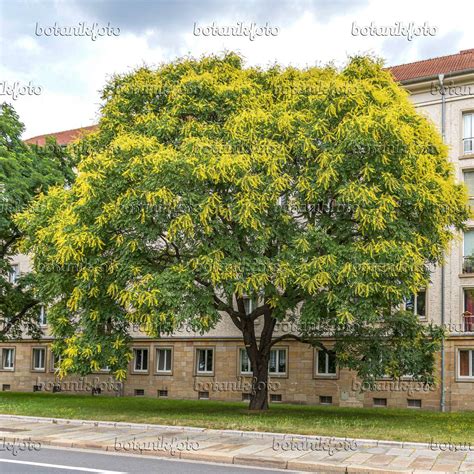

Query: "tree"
<box><xmin>0</xmin><ymin>103</ymin><xmax>74</xmax><ymax>340</ymax></box>
<box><xmin>17</xmin><ymin>53</ymin><xmax>469</xmax><ymax>410</ymax></box>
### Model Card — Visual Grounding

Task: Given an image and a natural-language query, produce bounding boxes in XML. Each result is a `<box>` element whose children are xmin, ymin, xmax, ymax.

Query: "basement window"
<box><xmin>373</xmin><ymin>398</ymin><xmax>387</xmax><ymax>407</ymax></box>
<box><xmin>407</xmin><ymin>399</ymin><xmax>422</xmax><ymax>408</ymax></box>
<box><xmin>319</xmin><ymin>395</ymin><xmax>333</xmax><ymax>405</ymax></box>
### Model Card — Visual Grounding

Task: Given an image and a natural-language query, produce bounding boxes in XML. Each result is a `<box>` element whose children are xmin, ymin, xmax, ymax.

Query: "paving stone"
<box><xmin>409</xmin><ymin>456</ymin><xmax>437</xmax><ymax>470</ymax></box>
<box><xmin>430</xmin><ymin>462</ymin><xmax>463</xmax><ymax>472</ymax></box>
<box><xmin>344</xmin><ymin>452</ymin><xmax>375</xmax><ymax>464</ymax></box>
<box><xmin>386</xmin><ymin>448</ymin><xmax>415</xmax><ymax>457</ymax></box>
<box><xmin>365</xmin><ymin>455</ymin><xmax>398</xmax><ymax>466</ymax></box>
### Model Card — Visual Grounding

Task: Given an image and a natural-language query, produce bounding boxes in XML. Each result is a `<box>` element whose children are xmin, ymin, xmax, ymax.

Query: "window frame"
<box><xmin>132</xmin><ymin>347</ymin><xmax>149</xmax><ymax>374</ymax></box>
<box><xmin>404</xmin><ymin>289</ymin><xmax>427</xmax><ymax>319</ymax></box>
<box><xmin>38</xmin><ymin>305</ymin><xmax>47</xmax><ymax>326</ymax></box>
<box><xmin>463</xmin><ymin>112</ymin><xmax>474</xmax><ymax>155</ymax></box>
<box><xmin>31</xmin><ymin>347</ymin><xmax>46</xmax><ymax>372</ymax></box>
<box><xmin>50</xmin><ymin>351</ymin><xmax>61</xmax><ymax>373</ymax></box>
<box><xmin>268</xmin><ymin>347</ymin><xmax>288</xmax><ymax>377</ymax></box>
<box><xmin>315</xmin><ymin>349</ymin><xmax>338</xmax><ymax>378</ymax></box>
<box><xmin>239</xmin><ymin>347</ymin><xmax>253</xmax><ymax>375</ymax></box>
<box><xmin>457</xmin><ymin>348</ymin><xmax>474</xmax><ymax>380</ymax></box>
<box><xmin>462</xmin><ymin>288</ymin><xmax>474</xmax><ymax>329</ymax></box>
<box><xmin>155</xmin><ymin>347</ymin><xmax>173</xmax><ymax>375</ymax></box>
<box><xmin>8</xmin><ymin>264</ymin><xmax>19</xmax><ymax>284</ymax></box>
<box><xmin>463</xmin><ymin>229</ymin><xmax>474</xmax><ymax>275</ymax></box>
<box><xmin>195</xmin><ymin>347</ymin><xmax>214</xmax><ymax>376</ymax></box>
<box><xmin>463</xmin><ymin>169</ymin><xmax>474</xmax><ymax>210</ymax></box>
<box><xmin>243</xmin><ymin>297</ymin><xmax>256</xmax><ymax>316</ymax></box>
<box><xmin>1</xmin><ymin>347</ymin><xmax>15</xmax><ymax>371</ymax></box>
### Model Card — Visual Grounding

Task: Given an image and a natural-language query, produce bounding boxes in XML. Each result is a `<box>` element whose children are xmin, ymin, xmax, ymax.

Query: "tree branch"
<box><xmin>0</xmin><ymin>299</ymin><xmax>40</xmax><ymax>337</ymax></box>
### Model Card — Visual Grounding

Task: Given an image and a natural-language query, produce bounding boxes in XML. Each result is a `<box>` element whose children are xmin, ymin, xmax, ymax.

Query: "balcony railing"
<box><xmin>462</xmin><ymin>256</ymin><xmax>474</xmax><ymax>274</ymax></box>
<box><xmin>465</xmin><ymin>314</ymin><xmax>474</xmax><ymax>332</ymax></box>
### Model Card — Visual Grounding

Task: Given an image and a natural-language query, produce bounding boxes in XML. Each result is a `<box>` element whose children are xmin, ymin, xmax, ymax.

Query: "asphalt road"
<box><xmin>0</xmin><ymin>445</ymin><xmax>302</xmax><ymax>473</ymax></box>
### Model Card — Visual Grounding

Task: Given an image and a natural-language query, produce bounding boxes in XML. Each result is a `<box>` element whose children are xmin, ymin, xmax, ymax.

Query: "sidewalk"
<box><xmin>0</xmin><ymin>414</ymin><xmax>473</xmax><ymax>473</ymax></box>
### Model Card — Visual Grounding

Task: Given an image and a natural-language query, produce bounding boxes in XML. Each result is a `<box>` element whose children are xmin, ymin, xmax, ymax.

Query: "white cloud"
<box><xmin>14</xmin><ymin>36</ymin><xmax>42</xmax><ymax>54</ymax></box>
<box><xmin>2</xmin><ymin>0</ymin><xmax>472</xmax><ymax>138</ymax></box>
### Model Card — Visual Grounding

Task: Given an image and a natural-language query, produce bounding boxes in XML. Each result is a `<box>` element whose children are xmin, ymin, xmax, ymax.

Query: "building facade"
<box><xmin>2</xmin><ymin>49</ymin><xmax>474</xmax><ymax>411</ymax></box>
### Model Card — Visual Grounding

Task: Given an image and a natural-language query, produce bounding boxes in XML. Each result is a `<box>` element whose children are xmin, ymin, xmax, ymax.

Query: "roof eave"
<box><xmin>396</xmin><ymin>67</ymin><xmax>474</xmax><ymax>85</ymax></box>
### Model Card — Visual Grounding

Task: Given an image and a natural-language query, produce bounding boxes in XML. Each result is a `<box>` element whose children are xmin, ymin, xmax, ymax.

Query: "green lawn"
<box><xmin>0</xmin><ymin>392</ymin><xmax>472</xmax><ymax>443</ymax></box>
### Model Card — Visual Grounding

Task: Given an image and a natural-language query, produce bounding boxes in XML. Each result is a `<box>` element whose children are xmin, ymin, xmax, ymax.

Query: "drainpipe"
<box><xmin>439</xmin><ymin>73</ymin><xmax>446</xmax><ymax>413</ymax></box>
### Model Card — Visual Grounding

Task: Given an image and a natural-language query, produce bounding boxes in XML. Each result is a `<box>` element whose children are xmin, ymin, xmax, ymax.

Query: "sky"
<box><xmin>0</xmin><ymin>0</ymin><xmax>473</xmax><ymax>139</ymax></box>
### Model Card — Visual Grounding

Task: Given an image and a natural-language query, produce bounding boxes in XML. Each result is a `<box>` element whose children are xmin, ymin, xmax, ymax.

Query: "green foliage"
<box><xmin>17</xmin><ymin>53</ymin><xmax>469</xmax><ymax>382</ymax></box>
<box><xmin>0</xmin><ymin>103</ymin><xmax>74</xmax><ymax>340</ymax></box>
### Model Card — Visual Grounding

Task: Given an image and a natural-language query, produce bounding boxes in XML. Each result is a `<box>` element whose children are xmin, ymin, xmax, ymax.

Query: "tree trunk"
<box><xmin>239</xmin><ymin>306</ymin><xmax>276</xmax><ymax>411</ymax></box>
<box><xmin>249</xmin><ymin>358</ymin><xmax>270</xmax><ymax>410</ymax></box>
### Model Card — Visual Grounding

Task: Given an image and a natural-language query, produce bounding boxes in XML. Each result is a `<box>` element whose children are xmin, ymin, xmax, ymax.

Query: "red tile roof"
<box><xmin>389</xmin><ymin>49</ymin><xmax>474</xmax><ymax>82</ymax></box>
<box><xmin>25</xmin><ymin>125</ymin><xmax>98</xmax><ymax>146</ymax></box>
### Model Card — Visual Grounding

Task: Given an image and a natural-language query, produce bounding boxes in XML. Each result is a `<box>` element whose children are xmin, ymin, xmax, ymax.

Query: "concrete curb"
<box><xmin>0</xmin><ymin>413</ymin><xmax>431</xmax><ymax>450</ymax></box>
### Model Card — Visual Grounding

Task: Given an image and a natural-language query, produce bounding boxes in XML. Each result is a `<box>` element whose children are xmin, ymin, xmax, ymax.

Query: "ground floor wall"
<box><xmin>0</xmin><ymin>338</ymin><xmax>473</xmax><ymax>411</ymax></box>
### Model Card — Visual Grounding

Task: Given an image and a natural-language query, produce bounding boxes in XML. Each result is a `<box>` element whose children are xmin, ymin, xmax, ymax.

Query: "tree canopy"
<box><xmin>0</xmin><ymin>103</ymin><xmax>74</xmax><ymax>340</ymax></box>
<box><xmin>17</xmin><ymin>53</ymin><xmax>469</xmax><ymax>409</ymax></box>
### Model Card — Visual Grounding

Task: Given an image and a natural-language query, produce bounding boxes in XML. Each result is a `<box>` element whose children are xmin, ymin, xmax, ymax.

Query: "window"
<box><xmin>464</xmin><ymin>231</ymin><xmax>474</xmax><ymax>273</ymax></box>
<box><xmin>32</xmin><ymin>348</ymin><xmax>46</xmax><ymax>371</ymax></box>
<box><xmin>133</xmin><ymin>348</ymin><xmax>149</xmax><ymax>372</ymax></box>
<box><xmin>320</xmin><ymin>395</ymin><xmax>333</xmax><ymax>405</ymax></box>
<box><xmin>156</xmin><ymin>348</ymin><xmax>172</xmax><ymax>373</ymax></box>
<box><xmin>158</xmin><ymin>389</ymin><xmax>168</xmax><ymax>398</ymax></box>
<box><xmin>464</xmin><ymin>171</ymin><xmax>474</xmax><ymax>209</ymax></box>
<box><xmin>316</xmin><ymin>350</ymin><xmax>337</xmax><ymax>376</ymax></box>
<box><xmin>134</xmin><ymin>389</ymin><xmax>145</xmax><ymax>396</ymax></box>
<box><xmin>243</xmin><ymin>297</ymin><xmax>255</xmax><ymax>316</ymax></box>
<box><xmin>269</xmin><ymin>348</ymin><xmax>287</xmax><ymax>375</ymax></box>
<box><xmin>404</xmin><ymin>290</ymin><xmax>427</xmax><ymax>317</ymax></box>
<box><xmin>37</xmin><ymin>305</ymin><xmax>47</xmax><ymax>326</ymax></box>
<box><xmin>464</xmin><ymin>294</ymin><xmax>474</xmax><ymax>332</ymax></box>
<box><xmin>464</xmin><ymin>113</ymin><xmax>474</xmax><ymax>154</ymax></box>
<box><xmin>458</xmin><ymin>349</ymin><xmax>474</xmax><ymax>378</ymax></box>
<box><xmin>8</xmin><ymin>265</ymin><xmax>19</xmax><ymax>284</ymax></box>
<box><xmin>51</xmin><ymin>353</ymin><xmax>61</xmax><ymax>372</ymax></box>
<box><xmin>240</xmin><ymin>348</ymin><xmax>253</xmax><ymax>374</ymax></box>
<box><xmin>407</xmin><ymin>399</ymin><xmax>422</xmax><ymax>408</ymax></box>
<box><xmin>373</xmin><ymin>397</ymin><xmax>387</xmax><ymax>407</ymax></box>
<box><xmin>2</xmin><ymin>348</ymin><xmax>14</xmax><ymax>370</ymax></box>
<box><xmin>464</xmin><ymin>289</ymin><xmax>474</xmax><ymax>322</ymax></box>
<box><xmin>198</xmin><ymin>391</ymin><xmax>209</xmax><ymax>400</ymax></box>
<box><xmin>277</xmin><ymin>194</ymin><xmax>287</xmax><ymax>207</ymax></box>
<box><xmin>270</xmin><ymin>394</ymin><xmax>282</xmax><ymax>402</ymax></box>
<box><xmin>196</xmin><ymin>348</ymin><xmax>213</xmax><ymax>374</ymax></box>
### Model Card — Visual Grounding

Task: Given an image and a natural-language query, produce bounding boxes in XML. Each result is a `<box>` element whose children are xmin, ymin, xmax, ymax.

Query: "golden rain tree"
<box><xmin>17</xmin><ymin>53</ymin><xmax>469</xmax><ymax>410</ymax></box>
